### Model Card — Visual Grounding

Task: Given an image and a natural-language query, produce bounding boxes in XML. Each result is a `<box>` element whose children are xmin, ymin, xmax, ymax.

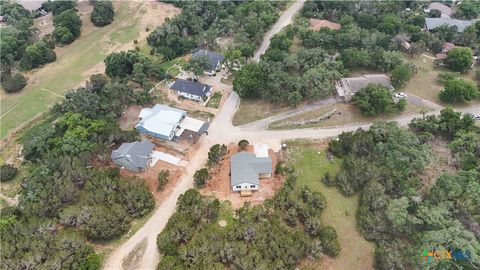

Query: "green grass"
<box><xmin>287</xmin><ymin>142</ymin><xmax>375</xmax><ymax>270</ymax></box>
<box><xmin>206</xmin><ymin>92</ymin><xmax>222</xmax><ymax>108</ymax></box>
<box><xmin>232</xmin><ymin>98</ymin><xmax>292</xmax><ymax>126</ymax></box>
<box><xmin>0</xmin><ymin>2</ymin><xmax>144</xmax><ymax>139</ymax></box>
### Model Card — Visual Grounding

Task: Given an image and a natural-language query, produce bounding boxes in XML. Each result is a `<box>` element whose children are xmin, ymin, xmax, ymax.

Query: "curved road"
<box><xmin>103</xmin><ymin>0</ymin><xmax>480</xmax><ymax>267</ymax></box>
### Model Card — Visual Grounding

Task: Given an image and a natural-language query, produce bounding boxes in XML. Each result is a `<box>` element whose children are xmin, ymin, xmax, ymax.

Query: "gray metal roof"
<box><xmin>191</xmin><ymin>49</ymin><xmax>224</xmax><ymax>73</ymax></box>
<box><xmin>230</xmin><ymin>152</ymin><xmax>272</xmax><ymax>186</ymax></box>
<box><xmin>170</xmin><ymin>79</ymin><xmax>212</xmax><ymax>98</ymax></box>
<box><xmin>425</xmin><ymin>18</ymin><xmax>476</xmax><ymax>32</ymax></box>
<box><xmin>16</xmin><ymin>0</ymin><xmax>45</xmax><ymax>11</ymax></box>
<box><xmin>111</xmin><ymin>139</ymin><xmax>154</xmax><ymax>168</ymax></box>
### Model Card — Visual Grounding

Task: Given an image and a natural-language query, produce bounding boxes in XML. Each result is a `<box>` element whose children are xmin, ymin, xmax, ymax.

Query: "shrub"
<box><xmin>194</xmin><ymin>168</ymin><xmax>209</xmax><ymax>188</ymax></box>
<box><xmin>238</xmin><ymin>139</ymin><xmax>249</xmax><ymax>150</ymax></box>
<box><xmin>0</xmin><ymin>164</ymin><xmax>18</xmax><ymax>182</ymax></box>
<box><xmin>90</xmin><ymin>1</ymin><xmax>114</xmax><ymax>27</ymax></box>
<box><xmin>439</xmin><ymin>78</ymin><xmax>478</xmax><ymax>103</ymax></box>
<box><xmin>157</xmin><ymin>170</ymin><xmax>170</xmax><ymax>191</ymax></box>
<box><xmin>1</xmin><ymin>73</ymin><xmax>27</xmax><ymax>93</ymax></box>
<box><xmin>53</xmin><ymin>26</ymin><xmax>75</xmax><ymax>44</ymax></box>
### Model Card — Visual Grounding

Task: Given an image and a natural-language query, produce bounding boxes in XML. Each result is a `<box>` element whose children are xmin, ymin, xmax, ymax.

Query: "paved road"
<box><xmin>103</xmin><ymin>87</ymin><xmax>480</xmax><ymax>269</ymax></box>
<box><xmin>252</xmin><ymin>0</ymin><xmax>306</xmax><ymax>61</ymax></box>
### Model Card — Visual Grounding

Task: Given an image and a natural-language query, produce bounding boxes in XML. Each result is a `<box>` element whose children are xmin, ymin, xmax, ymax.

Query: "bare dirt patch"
<box><xmin>33</xmin><ymin>13</ymin><xmax>54</xmax><ymax>39</ymax></box>
<box><xmin>201</xmin><ymin>144</ymin><xmax>283</xmax><ymax>209</ymax></box>
<box><xmin>119</xmin><ymin>105</ymin><xmax>142</xmax><ymax>131</ymax></box>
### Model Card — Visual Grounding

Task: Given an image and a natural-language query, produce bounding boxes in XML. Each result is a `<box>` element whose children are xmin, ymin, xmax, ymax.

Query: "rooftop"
<box><xmin>16</xmin><ymin>0</ymin><xmax>45</xmax><ymax>11</ymax></box>
<box><xmin>230</xmin><ymin>152</ymin><xmax>272</xmax><ymax>186</ymax></box>
<box><xmin>336</xmin><ymin>74</ymin><xmax>394</xmax><ymax>98</ymax></box>
<box><xmin>427</xmin><ymin>2</ymin><xmax>452</xmax><ymax>17</ymax></box>
<box><xmin>136</xmin><ymin>104</ymin><xmax>186</xmax><ymax>138</ymax></box>
<box><xmin>309</xmin><ymin>18</ymin><xmax>341</xmax><ymax>31</ymax></box>
<box><xmin>191</xmin><ymin>49</ymin><xmax>224</xmax><ymax>73</ymax></box>
<box><xmin>111</xmin><ymin>139</ymin><xmax>155</xmax><ymax>168</ymax></box>
<box><xmin>170</xmin><ymin>79</ymin><xmax>212</xmax><ymax>98</ymax></box>
<box><xmin>425</xmin><ymin>18</ymin><xmax>476</xmax><ymax>32</ymax></box>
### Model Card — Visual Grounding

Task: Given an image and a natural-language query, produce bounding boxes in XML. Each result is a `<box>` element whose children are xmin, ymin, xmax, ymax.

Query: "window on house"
<box><xmin>250</xmin><ymin>185</ymin><xmax>256</xmax><ymax>188</ymax></box>
<box><xmin>236</xmin><ymin>185</ymin><xmax>241</xmax><ymax>189</ymax></box>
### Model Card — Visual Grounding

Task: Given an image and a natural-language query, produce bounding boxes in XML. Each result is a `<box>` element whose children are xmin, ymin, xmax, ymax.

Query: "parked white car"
<box><xmin>394</xmin><ymin>92</ymin><xmax>408</xmax><ymax>99</ymax></box>
<box><xmin>473</xmin><ymin>113</ymin><xmax>480</xmax><ymax>121</ymax></box>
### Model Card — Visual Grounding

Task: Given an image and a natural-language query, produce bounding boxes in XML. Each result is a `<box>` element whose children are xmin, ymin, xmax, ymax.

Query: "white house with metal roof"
<box><xmin>136</xmin><ymin>104</ymin><xmax>208</xmax><ymax>141</ymax></box>
<box><xmin>230</xmin><ymin>144</ymin><xmax>273</xmax><ymax>192</ymax></box>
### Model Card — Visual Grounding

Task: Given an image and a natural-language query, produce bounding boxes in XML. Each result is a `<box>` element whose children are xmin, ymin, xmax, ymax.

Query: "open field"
<box><xmin>403</xmin><ymin>54</ymin><xmax>477</xmax><ymax>104</ymax></box>
<box><xmin>287</xmin><ymin>140</ymin><xmax>375</xmax><ymax>270</ymax></box>
<box><xmin>269</xmin><ymin>102</ymin><xmax>431</xmax><ymax>130</ymax></box>
<box><xmin>233</xmin><ymin>98</ymin><xmax>292</xmax><ymax>126</ymax></box>
<box><xmin>0</xmin><ymin>2</ymin><xmax>180</xmax><ymax>139</ymax></box>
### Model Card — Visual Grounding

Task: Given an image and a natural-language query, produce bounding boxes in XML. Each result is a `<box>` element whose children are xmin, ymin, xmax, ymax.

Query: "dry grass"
<box><xmin>233</xmin><ymin>99</ymin><xmax>292</xmax><ymax>126</ymax></box>
<box><xmin>287</xmin><ymin>142</ymin><xmax>375</xmax><ymax>270</ymax></box>
<box><xmin>403</xmin><ymin>54</ymin><xmax>477</xmax><ymax>104</ymax></box>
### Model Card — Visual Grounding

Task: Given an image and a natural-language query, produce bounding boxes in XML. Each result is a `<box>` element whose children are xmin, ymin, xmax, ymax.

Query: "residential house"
<box><xmin>230</xmin><ymin>144</ymin><xmax>273</xmax><ymax>193</ymax></box>
<box><xmin>191</xmin><ymin>49</ymin><xmax>224</xmax><ymax>75</ymax></box>
<box><xmin>425</xmin><ymin>2</ymin><xmax>453</xmax><ymax>18</ymax></box>
<box><xmin>425</xmin><ymin>18</ymin><xmax>476</xmax><ymax>33</ymax></box>
<box><xmin>136</xmin><ymin>104</ymin><xmax>208</xmax><ymax>141</ymax></box>
<box><xmin>111</xmin><ymin>139</ymin><xmax>155</xmax><ymax>172</ymax></box>
<box><xmin>170</xmin><ymin>79</ymin><xmax>212</xmax><ymax>102</ymax></box>
<box><xmin>335</xmin><ymin>74</ymin><xmax>394</xmax><ymax>102</ymax></box>
<box><xmin>435</xmin><ymin>42</ymin><xmax>456</xmax><ymax>61</ymax></box>
<box><xmin>17</xmin><ymin>0</ymin><xmax>47</xmax><ymax>15</ymax></box>
<box><xmin>309</xmin><ymin>18</ymin><xmax>342</xmax><ymax>31</ymax></box>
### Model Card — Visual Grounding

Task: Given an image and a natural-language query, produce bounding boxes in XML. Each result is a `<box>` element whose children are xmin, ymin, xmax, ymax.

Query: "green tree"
<box><xmin>208</xmin><ymin>144</ymin><xmax>227</xmax><ymax>165</ymax></box>
<box><xmin>0</xmin><ymin>164</ymin><xmax>18</xmax><ymax>182</ymax></box>
<box><xmin>53</xmin><ymin>9</ymin><xmax>81</xmax><ymax>42</ymax></box>
<box><xmin>185</xmin><ymin>55</ymin><xmax>211</xmax><ymax>75</ymax></box>
<box><xmin>90</xmin><ymin>1</ymin><xmax>114</xmax><ymax>27</ymax></box>
<box><xmin>83</xmin><ymin>205</ymin><xmax>129</xmax><ymax>240</ymax></box>
<box><xmin>454</xmin><ymin>0</ymin><xmax>480</xmax><ymax>19</ymax></box>
<box><xmin>1</xmin><ymin>73</ymin><xmax>27</xmax><ymax>93</ymax></box>
<box><xmin>46</xmin><ymin>0</ymin><xmax>76</xmax><ymax>16</ymax></box>
<box><xmin>238</xmin><ymin>139</ymin><xmax>249</xmax><ymax>150</ymax></box>
<box><xmin>391</xmin><ymin>64</ymin><xmax>412</xmax><ymax>88</ymax></box>
<box><xmin>439</xmin><ymin>78</ymin><xmax>478</xmax><ymax>103</ymax></box>
<box><xmin>446</xmin><ymin>47</ymin><xmax>473</xmax><ymax>72</ymax></box>
<box><xmin>157</xmin><ymin>170</ymin><xmax>170</xmax><ymax>191</ymax></box>
<box><xmin>352</xmin><ymin>84</ymin><xmax>401</xmax><ymax>116</ymax></box>
<box><xmin>20</xmin><ymin>41</ymin><xmax>56</xmax><ymax>70</ymax></box>
<box><xmin>194</xmin><ymin>168</ymin><xmax>209</xmax><ymax>188</ymax></box>
<box><xmin>233</xmin><ymin>63</ymin><xmax>265</xmax><ymax>98</ymax></box>
<box><xmin>53</xmin><ymin>26</ymin><xmax>75</xmax><ymax>44</ymax></box>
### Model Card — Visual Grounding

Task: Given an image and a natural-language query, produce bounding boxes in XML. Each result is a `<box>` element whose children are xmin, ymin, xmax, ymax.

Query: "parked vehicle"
<box><xmin>394</xmin><ymin>92</ymin><xmax>408</xmax><ymax>99</ymax></box>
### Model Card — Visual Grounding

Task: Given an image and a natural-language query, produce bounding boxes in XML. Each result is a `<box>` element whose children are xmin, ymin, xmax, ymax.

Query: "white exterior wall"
<box><xmin>232</xmin><ymin>182</ymin><xmax>259</xmax><ymax>192</ymax></box>
<box><xmin>178</xmin><ymin>92</ymin><xmax>203</xmax><ymax>102</ymax></box>
<box><xmin>259</xmin><ymin>173</ymin><xmax>272</xmax><ymax>179</ymax></box>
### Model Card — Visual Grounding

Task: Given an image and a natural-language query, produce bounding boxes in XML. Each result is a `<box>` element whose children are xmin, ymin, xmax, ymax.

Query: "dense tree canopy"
<box><xmin>53</xmin><ymin>9</ymin><xmax>82</xmax><ymax>44</ymax></box>
<box><xmin>90</xmin><ymin>1</ymin><xmax>114</xmax><ymax>27</ymax></box>
<box><xmin>439</xmin><ymin>78</ymin><xmax>478</xmax><ymax>103</ymax></box>
<box><xmin>447</xmin><ymin>47</ymin><xmax>474</xmax><ymax>72</ymax></box>
<box><xmin>352</xmin><ymin>84</ymin><xmax>406</xmax><ymax>116</ymax></box>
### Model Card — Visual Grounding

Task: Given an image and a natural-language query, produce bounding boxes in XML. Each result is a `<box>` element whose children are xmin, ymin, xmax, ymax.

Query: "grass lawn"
<box><xmin>0</xmin><ymin>2</ymin><xmax>147</xmax><ymax>139</ymax></box>
<box><xmin>206</xmin><ymin>92</ymin><xmax>222</xmax><ymax>108</ymax></box>
<box><xmin>287</xmin><ymin>141</ymin><xmax>375</xmax><ymax>270</ymax></box>
<box><xmin>403</xmin><ymin>54</ymin><xmax>477</xmax><ymax>104</ymax></box>
<box><xmin>232</xmin><ymin>98</ymin><xmax>292</xmax><ymax>126</ymax></box>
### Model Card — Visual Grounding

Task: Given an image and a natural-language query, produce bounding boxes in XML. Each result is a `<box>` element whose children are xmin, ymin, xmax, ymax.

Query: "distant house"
<box><xmin>191</xmin><ymin>49</ymin><xmax>224</xmax><ymax>75</ymax></box>
<box><xmin>335</xmin><ymin>74</ymin><xmax>394</xmax><ymax>102</ymax></box>
<box><xmin>436</xmin><ymin>42</ymin><xmax>456</xmax><ymax>61</ymax></box>
<box><xmin>425</xmin><ymin>2</ymin><xmax>453</xmax><ymax>18</ymax></box>
<box><xmin>17</xmin><ymin>0</ymin><xmax>47</xmax><ymax>15</ymax></box>
<box><xmin>309</xmin><ymin>18</ymin><xmax>342</xmax><ymax>31</ymax></box>
<box><xmin>391</xmin><ymin>34</ymin><xmax>411</xmax><ymax>51</ymax></box>
<box><xmin>230</xmin><ymin>144</ymin><xmax>273</xmax><ymax>193</ymax></box>
<box><xmin>136</xmin><ymin>104</ymin><xmax>208</xmax><ymax>141</ymax></box>
<box><xmin>111</xmin><ymin>139</ymin><xmax>155</xmax><ymax>172</ymax></box>
<box><xmin>425</xmin><ymin>18</ymin><xmax>476</xmax><ymax>32</ymax></box>
<box><xmin>170</xmin><ymin>79</ymin><xmax>212</xmax><ymax>102</ymax></box>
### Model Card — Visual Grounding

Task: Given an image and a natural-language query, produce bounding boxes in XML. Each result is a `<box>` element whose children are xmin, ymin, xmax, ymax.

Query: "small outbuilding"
<box><xmin>170</xmin><ymin>79</ymin><xmax>212</xmax><ymax>102</ymax></box>
<box><xmin>191</xmin><ymin>49</ymin><xmax>224</xmax><ymax>75</ymax></box>
<box><xmin>230</xmin><ymin>149</ymin><xmax>273</xmax><ymax>193</ymax></box>
<box><xmin>111</xmin><ymin>139</ymin><xmax>155</xmax><ymax>172</ymax></box>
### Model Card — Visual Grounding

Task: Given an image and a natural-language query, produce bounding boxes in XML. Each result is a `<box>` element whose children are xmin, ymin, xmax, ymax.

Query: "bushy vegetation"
<box><xmin>325</xmin><ymin>110</ymin><xmax>480</xmax><ymax>269</ymax></box>
<box><xmin>437</xmin><ymin>74</ymin><xmax>479</xmax><ymax>103</ymax></box>
<box><xmin>352</xmin><ymin>84</ymin><xmax>406</xmax><ymax>116</ymax></box>
<box><xmin>53</xmin><ymin>9</ymin><xmax>82</xmax><ymax>44</ymax></box>
<box><xmin>1</xmin><ymin>73</ymin><xmax>27</xmax><ymax>93</ymax></box>
<box><xmin>157</xmin><ymin>175</ymin><xmax>339</xmax><ymax>269</ymax></box>
<box><xmin>147</xmin><ymin>1</ymin><xmax>287</xmax><ymax>60</ymax></box>
<box><xmin>90</xmin><ymin>1</ymin><xmax>114</xmax><ymax>27</ymax></box>
<box><xmin>157</xmin><ymin>170</ymin><xmax>170</xmax><ymax>191</ymax></box>
<box><xmin>1</xmin><ymin>48</ymin><xmax>167</xmax><ymax>267</ymax></box>
<box><xmin>0</xmin><ymin>164</ymin><xmax>18</xmax><ymax>182</ymax></box>
<box><xmin>446</xmin><ymin>47</ymin><xmax>474</xmax><ymax>73</ymax></box>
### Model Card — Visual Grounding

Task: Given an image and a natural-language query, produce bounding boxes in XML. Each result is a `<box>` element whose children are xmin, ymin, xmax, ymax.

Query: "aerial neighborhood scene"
<box><xmin>1</xmin><ymin>0</ymin><xmax>480</xmax><ymax>270</ymax></box>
